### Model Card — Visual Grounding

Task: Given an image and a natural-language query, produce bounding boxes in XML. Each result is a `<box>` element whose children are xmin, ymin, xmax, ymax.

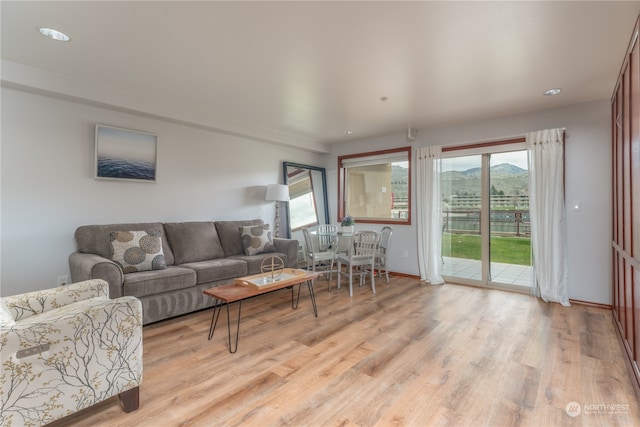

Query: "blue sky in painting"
<box><xmin>97</xmin><ymin>126</ymin><xmax>156</xmax><ymax>164</ymax></box>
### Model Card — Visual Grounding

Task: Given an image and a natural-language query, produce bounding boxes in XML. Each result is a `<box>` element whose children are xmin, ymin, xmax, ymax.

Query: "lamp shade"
<box><xmin>265</xmin><ymin>184</ymin><xmax>289</xmax><ymax>202</ymax></box>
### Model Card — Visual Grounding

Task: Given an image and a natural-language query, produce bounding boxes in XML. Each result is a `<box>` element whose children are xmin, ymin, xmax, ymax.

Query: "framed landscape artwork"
<box><xmin>95</xmin><ymin>125</ymin><xmax>157</xmax><ymax>182</ymax></box>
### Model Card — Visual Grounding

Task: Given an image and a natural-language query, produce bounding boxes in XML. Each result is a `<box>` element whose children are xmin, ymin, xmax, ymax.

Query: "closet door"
<box><xmin>614</xmin><ymin>67</ymin><xmax>634</xmax><ymax>358</ymax></box>
<box><xmin>613</xmin><ymin>15</ymin><xmax>640</xmax><ymax>388</ymax></box>
<box><xmin>613</xmin><ymin>81</ymin><xmax>625</xmax><ymax>336</ymax></box>
<box><xmin>630</xmin><ymin>20</ymin><xmax>640</xmax><ymax>373</ymax></box>
<box><xmin>623</xmin><ymin>51</ymin><xmax>634</xmax><ymax>361</ymax></box>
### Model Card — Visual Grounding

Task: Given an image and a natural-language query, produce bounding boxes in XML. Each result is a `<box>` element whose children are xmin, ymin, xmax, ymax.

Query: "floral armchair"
<box><xmin>0</xmin><ymin>279</ymin><xmax>143</xmax><ymax>427</ymax></box>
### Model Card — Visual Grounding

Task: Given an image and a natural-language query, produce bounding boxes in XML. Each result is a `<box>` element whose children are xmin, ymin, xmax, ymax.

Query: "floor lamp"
<box><xmin>265</xmin><ymin>184</ymin><xmax>290</xmax><ymax>238</ymax></box>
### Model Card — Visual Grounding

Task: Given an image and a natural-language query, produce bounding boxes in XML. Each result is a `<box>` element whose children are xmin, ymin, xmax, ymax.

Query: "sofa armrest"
<box><xmin>69</xmin><ymin>252</ymin><xmax>125</xmax><ymax>298</ymax></box>
<box><xmin>273</xmin><ymin>238</ymin><xmax>299</xmax><ymax>268</ymax></box>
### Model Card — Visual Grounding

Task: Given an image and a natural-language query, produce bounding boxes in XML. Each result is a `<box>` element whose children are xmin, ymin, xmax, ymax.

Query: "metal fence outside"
<box><xmin>443</xmin><ymin>209</ymin><xmax>530</xmax><ymax>237</ymax></box>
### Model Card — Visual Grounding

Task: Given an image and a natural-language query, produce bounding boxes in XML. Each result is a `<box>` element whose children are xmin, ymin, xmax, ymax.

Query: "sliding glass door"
<box><xmin>441</xmin><ymin>155</ymin><xmax>483</xmax><ymax>280</ymax></box>
<box><xmin>441</xmin><ymin>149</ymin><xmax>532</xmax><ymax>291</ymax></box>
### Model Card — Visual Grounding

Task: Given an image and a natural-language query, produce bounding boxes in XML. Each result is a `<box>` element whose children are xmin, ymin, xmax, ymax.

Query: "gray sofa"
<box><xmin>69</xmin><ymin>219</ymin><xmax>298</xmax><ymax>324</ymax></box>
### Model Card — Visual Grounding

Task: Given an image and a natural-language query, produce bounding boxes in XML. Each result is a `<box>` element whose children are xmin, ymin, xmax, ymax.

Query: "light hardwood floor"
<box><xmin>50</xmin><ymin>276</ymin><xmax>640</xmax><ymax>427</ymax></box>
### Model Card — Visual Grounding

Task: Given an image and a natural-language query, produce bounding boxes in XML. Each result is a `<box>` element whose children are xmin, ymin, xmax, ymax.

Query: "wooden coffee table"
<box><xmin>203</xmin><ymin>268</ymin><xmax>320</xmax><ymax>353</ymax></box>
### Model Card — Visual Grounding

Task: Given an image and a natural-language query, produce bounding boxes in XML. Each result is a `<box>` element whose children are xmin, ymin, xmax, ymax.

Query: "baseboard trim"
<box><xmin>388</xmin><ymin>272</ymin><xmax>420</xmax><ymax>280</ymax></box>
<box><xmin>389</xmin><ymin>274</ymin><xmax>612</xmax><ymax>310</ymax></box>
<box><xmin>569</xmin><ymin>299</ymin><xmax>612</xmax><ymax>310</ymax></box>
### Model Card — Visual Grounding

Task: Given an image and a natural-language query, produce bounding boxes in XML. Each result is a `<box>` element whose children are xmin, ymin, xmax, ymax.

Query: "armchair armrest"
<box><xmin>274</xmin><ymin>238</ymin><xmax>299</xmax><ymax>268</ymax></box>
<box><xmin>69</xmin><ymin>252</ymin><xmax>125</xmax><ymax>298</ymax></box>
<box><xmin>1</xmin><ymin>279</ymin><xmax>109</xmax><ymax>322</ymax></box>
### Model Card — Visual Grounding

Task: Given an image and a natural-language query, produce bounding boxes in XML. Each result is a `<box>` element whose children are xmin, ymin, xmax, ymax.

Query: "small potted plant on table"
<box><xmin>341</xmin><ymin>215</ymin><xmax>355</xmax><ymax>234</ymax></box>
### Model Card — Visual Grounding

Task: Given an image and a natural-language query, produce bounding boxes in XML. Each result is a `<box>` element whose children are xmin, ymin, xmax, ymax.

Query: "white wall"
<box><xmin>0</xmin><ymin>88</ymin><xmax>326</xmax><ymax>296</ymax></box>
<box><xmin>328</xmin><ymin>99</ymin><xmax>612</xmax><ymax>305</ymax></box>
<box><xmin>2</xmin><ymin>88</ymin><xmax>612</xmax><ymax>305</ymax></box>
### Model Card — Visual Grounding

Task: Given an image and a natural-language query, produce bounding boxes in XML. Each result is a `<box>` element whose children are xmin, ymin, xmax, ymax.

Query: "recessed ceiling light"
<box><xmin>543</xmin><ymin>88</ymin><xmax>562</xmax><ymax>96</ymax></box>
<box><xmin>38</xmin><ymin>27</ymin><xmax>71</xmax><ymax>42</ymax></box>
<box><xmin>344</xmin><ymin>130</ymin><xmax>353</xmax><ymax>135</ymax></box>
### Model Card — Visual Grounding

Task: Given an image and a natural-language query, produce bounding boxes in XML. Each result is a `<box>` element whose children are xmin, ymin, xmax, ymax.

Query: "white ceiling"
<box><xmin>2</xmin><ymin>1</ymin><xmax>639</xmax><ymax>153</ymax></box>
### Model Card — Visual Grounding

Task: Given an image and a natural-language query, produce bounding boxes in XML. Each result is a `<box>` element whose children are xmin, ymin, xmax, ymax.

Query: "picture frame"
<box><xmin>95</xmin><ymin>124</ymin><xmax>157</xmax><ymax>182</ymax></box>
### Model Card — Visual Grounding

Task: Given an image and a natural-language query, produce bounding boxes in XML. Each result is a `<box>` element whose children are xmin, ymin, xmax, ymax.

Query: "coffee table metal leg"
<box><xmin>208</xmin><ymin>300</ymin><xmax>242</xmax><ymax>353</ymax></box>
<box><xmin>226</xmin><ymin>300</ymin><xmax>242</xmax><ymax>354</ymax></box>
<box><xmin>291</xmin><ymin>284</ymin><xmax>302</xmax><ymax>309</ymax></box>
<box><xmin>307</xmin><ymin>280</ymin><xmax>318</xmax><ymax>317</ymax></box>
<box><xmin>290</xmin><ymin>282</ymin><xmax>318</xmax><ymax>317</ymax></box>
<box><xmin>208</xmin><ymin>299</ymin><xmax>223</xmax><ymax>340</ymax></box>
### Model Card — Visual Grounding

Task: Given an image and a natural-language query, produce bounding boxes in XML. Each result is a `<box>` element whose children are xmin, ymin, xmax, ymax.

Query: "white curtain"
<box><xmin>526</xmin><ymin>128</ymin><xmax>569</xmax><ymax>306</ymax></box>
<box><xmin>417</xmin><ymin>146</ymin><xmax>444</xmax><ymax>284</ymax></box>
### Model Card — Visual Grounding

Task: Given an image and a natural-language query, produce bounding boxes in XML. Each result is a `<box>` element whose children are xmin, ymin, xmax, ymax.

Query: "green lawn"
<box><xmin>442</xmin><ymin>233</ymin><xmax>531</xmax><ymax>266</ymax></box>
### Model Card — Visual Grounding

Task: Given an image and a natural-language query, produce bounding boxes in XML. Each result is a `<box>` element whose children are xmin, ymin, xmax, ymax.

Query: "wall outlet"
<box><xmin>402</xmin><ymin>249</ymin><xmax>409</xmax><ymax>258</ymax></box>
<box><xmin>57</xmin><ymin>275</ymin><xmax>69</xmax><ymax>286</ymax></box>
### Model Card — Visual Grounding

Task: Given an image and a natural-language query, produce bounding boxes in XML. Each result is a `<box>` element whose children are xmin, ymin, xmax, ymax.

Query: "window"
<box><xmin>338</xmin><ymin>147</ymin><xmax>411</xmax><ymax>225</ymax></box>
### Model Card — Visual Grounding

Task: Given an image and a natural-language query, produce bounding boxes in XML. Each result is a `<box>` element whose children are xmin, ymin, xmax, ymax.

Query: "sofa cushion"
<box><xmin>164</xmin><ymin>222</ymin><xmax>226</xmax><ymax>265</ymax></box>
<box><xmin>110</xmin><ymin>230</ymin><xmax>166</xmax><ymax>273</ymax></box>
<box><xmin>229</xmin><ymin>252</ymin><xmax>289</xmax><ymax>275</ymax></box>
<box><xmin>75</xmin><ymin>222</ymin><xmax>175</xmax><ymax>266</ymax></box>
<box><xmin>215</xmin><ymin>219</ymin><xmax>264</xmax><ymax>257</ymax></box>
<box><xmin>240</xmin><ymin>224</ymin><xmax>275</xmax><ymax>256</ymax></box>
<box><xmin>122</xmin><ymin>266</ymin><xmax>196</xmax><ymax>298</ymax></box>
<box><xmin>180</xmin><ymin>258</ymin><xmax>248</xmax><ymax>284</ymax></box>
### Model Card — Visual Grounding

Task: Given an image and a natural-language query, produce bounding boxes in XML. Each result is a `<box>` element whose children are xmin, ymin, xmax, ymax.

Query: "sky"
<box><xmin>442</xmin><ymin>151</ymin><xmax>528</xmax><ymax>172</ymax></box>
<box><xmin>97</xmin><ymin>126</ymin><xmax>157</xmax><ymax>163</ymax></box>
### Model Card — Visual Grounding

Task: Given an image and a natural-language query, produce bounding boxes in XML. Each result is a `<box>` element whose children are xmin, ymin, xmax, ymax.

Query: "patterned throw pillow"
<box><xmin>109</xmin><ymin>230</ymin><xmax>166</xmax><ymax>273</ymax></box>
<box><xmin>240</xmin><ymin>225</ymin><xmax>275</xmax><ymax>256</ymax></box>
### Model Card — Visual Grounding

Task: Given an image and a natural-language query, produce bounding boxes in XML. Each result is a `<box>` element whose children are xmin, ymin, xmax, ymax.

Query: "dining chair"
<box><xmin>302</xmin><ymin>228</ymin><xmax>337</xmax><ymax>288</ymax></box>
<box><xmin>336</xmin><ymin>230</ymin><xmax>379</xmax><ymax>297</ymax></box>
<box><xmin>375</xmin><ymin>226</ymin><xmax>393</xmax><ymax>283</ymax></box>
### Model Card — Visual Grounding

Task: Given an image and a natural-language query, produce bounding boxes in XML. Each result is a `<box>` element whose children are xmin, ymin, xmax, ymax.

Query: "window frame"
<box><xmin>338</xmin><ymin>146</ymin><xmax>412</xmax><ymax>225</ymax></box>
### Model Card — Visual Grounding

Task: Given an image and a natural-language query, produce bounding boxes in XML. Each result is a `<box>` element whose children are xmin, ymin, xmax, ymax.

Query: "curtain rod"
<box><xmin>441</xmin><ymin>128</ymin><xmax>566</xmax><ymax>153</ymax></box>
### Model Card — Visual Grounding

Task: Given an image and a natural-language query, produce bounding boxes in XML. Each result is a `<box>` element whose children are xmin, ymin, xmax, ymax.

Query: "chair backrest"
<box><xmin>318</xmin><ymin>224</ymin><xmax>339</xmax><ymax>234</ymax></box>
<box><xmin>379</xmin><ymin>226</ymin><xmax>393</xmax><ymax>254</ymax></box>
<box><xmin>350</xmin><ymin>231</ymin><xmax>379</xmax><ymax>259</ymax></box>
<box><xmin>302</xmin><ymin>228</ymin><xmax>314</xmax><ymax>256</ymax></box>
<box><xmin>317</xmin><ymin>224</ymin><xmax>339</xmax><ymax>248</ymax></box>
